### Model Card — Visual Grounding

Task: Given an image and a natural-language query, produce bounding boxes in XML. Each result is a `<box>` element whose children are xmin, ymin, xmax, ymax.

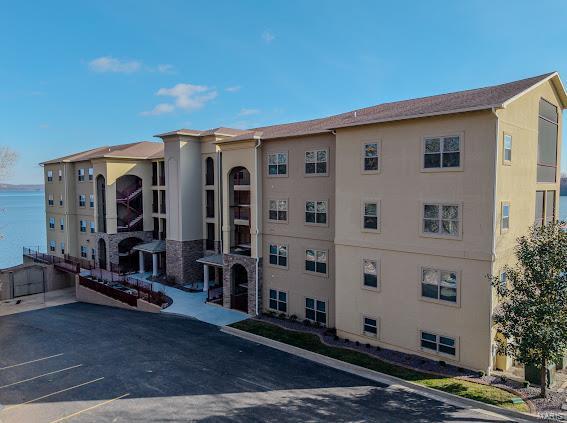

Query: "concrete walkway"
<box><xmin>0</xmin><ymin>287</ymin><xmax>76</xmax><ymax>316</ymax></box>
<box><xmin>131</xmin><ymin>273</ymin><xmax>249</xmax><ymax>326</ymax></box>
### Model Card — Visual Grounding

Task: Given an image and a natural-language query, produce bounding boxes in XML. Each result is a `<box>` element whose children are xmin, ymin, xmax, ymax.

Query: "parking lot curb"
<box><xmin>221</xmin><ymin>326</ymin><xmax>539</xmax><ymax>423</ymax></box>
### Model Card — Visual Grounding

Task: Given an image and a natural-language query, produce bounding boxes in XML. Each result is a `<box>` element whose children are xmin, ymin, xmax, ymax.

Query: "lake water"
<box><xmin>0</xmin><ymin>191</ymin><xmax>565</xmax><ymax>269</ymax></box>
<box><xmin>0</xmin><ymin>191</ymin><xmax>46</xmax><ymax>268</ymax></box>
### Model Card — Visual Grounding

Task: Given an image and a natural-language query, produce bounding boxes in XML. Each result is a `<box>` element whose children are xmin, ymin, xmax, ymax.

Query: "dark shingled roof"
<box><xmin>41</xmin><ymin>141</ymin><xmax>164</xmax><ymax>165</ymax></box>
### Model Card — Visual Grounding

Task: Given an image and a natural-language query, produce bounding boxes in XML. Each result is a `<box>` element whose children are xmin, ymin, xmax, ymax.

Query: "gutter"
<box><xmin>254</xmin><ymin>138</ymin><xmax>262</xmax><ymax>315</ymax></box>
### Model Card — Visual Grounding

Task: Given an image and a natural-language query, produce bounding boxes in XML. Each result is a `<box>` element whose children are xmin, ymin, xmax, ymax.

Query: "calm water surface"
<box><xmin>0</xmin><ymin>191</ymin><xmax>45</xmax><ymax>268</ymax></box>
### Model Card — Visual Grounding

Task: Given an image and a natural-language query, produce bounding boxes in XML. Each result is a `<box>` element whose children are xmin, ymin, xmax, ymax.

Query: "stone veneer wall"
<box><xmin>165</xmin><ymin>239</ymin><xmax>204</xmax><ymax>285</ymax></box>
<box><xmin>94</xmin><ymin>231</ymin><xmax>153</xmax><ymax>270</ymax></box>
<box><xmin>222</xmin><ymin>254</ymin><xmax>262</xmax><ymax>315</ymax></box>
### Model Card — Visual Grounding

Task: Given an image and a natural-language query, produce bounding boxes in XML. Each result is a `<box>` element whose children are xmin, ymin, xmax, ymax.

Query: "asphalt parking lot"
<box><xmin>0</xmin><ymin>303</ymin><xmax>512</xmax><ymax>422</ymax></box>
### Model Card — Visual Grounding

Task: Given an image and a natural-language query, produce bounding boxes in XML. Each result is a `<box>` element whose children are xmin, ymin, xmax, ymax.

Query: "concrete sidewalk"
<box><xmin>131</xmin><ymin>273</ymin><xmax>249</xmax><ymax>326</ymax></box>
<box><xmin>0</xmin><ymin>287</ymin><xmax>76</xmax><ymax>316</ymax></box>
<box><xmin>222</xmin><ymin>325</ymin><xmax>540</xmax><ymax>423</ymax></box>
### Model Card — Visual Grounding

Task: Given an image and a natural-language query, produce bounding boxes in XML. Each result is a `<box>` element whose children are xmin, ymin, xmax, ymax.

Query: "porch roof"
<box><xmin>196</xmin><ymin>254</ymin><xmax>224</xmax><ymax>267</ymax></box>
<box><xmin>132</xmin><ymin>240</ymin><xmax>166</xmax><ymax>254</ymax></box>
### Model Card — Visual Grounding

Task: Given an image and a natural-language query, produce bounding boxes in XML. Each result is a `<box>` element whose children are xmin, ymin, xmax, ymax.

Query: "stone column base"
<box><xmin>223</xmin><ymin>254</ymin><xmax>262</xmax><ymax>315</ymax></box>
<box><xmin>165</xmin><ymin>239</ymin><xmax>204</xmax><ymax>285</ymax></box>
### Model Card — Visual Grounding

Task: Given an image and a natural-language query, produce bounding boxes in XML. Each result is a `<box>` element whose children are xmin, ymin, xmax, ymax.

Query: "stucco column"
<box><xmin>152</xmin><ymin>253</ymin><xmax>158</xmax><ymax>277</ymax></box>
<box><xmin>139</xmin><ymin>251</ymin><xmax>145</xmax><ymax>274</ymax></box>
<box><xmin>203</xmin><ymin>265</ymin><xmax>209</xmax><ymax>292</ymax></box>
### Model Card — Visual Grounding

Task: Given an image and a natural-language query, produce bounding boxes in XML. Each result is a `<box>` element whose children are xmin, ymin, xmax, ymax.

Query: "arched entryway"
<box><xmin>116</xmin><ymin>175</ymin><xmax>143</xmax><ymax>232</ymax></box>
<box><xmin>117</xmin><ymin>237</ymin><xmax>143</xmax><ymax>274</ymax></box>
<box><xmin>230</xmin><ymin>263</ymin><xmax>248</xmax><ymax>312</ymax></box>
<box><xmin>98</xmin><ymin>238</ymin><xmax>107</xmax><ymax>270</ymax></box>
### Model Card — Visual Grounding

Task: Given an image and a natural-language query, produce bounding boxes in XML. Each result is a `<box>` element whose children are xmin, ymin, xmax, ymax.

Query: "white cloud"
<box><xmin>88</xmin><ymin>56</ymin><xmax>141</xmax><ymax>73</ymax></box>
<box><xmin>262</xmin><ymin>31</ymin><xmax>275</xmax><ymax>43</ymax></box>
<box><xmin>226</xmin><ymin>85</ymin><xmax>241</xmax><ymax>93</ymax></box>
<box><xmin>141</xmin><ymin>83</ymin><xmax>217</xmax><ymax>116</ymax></box>
<box><xmin>238</xmin><ymin>108</ymin><xmax>260</xmax><ymax>116</ymax></box>
<box><xmin>157</xmin><ymin>64</ymin><xmax>175</xmax><ymax>74</ymax></box>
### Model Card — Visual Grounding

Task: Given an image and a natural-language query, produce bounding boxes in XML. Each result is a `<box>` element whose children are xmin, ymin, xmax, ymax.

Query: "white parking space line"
<box><xmin>49</xmin><ymin>393</ymin><xmax>130</xmax><ymax>423</ymax></box>
<box><xmin>2</xmin><ymin>377</ymin><xmax>105</xmax><ymax>412</ymax></box>
<box><xmin>237</xmin><ymin>377</ymin><xmax>272</xmax><ymax>391</ymax></box>
<box><xmin>0</xmin><ymin>364</ymin><xmax>83</xmax><ymax>389</ymax></box>
<box><xmin>0</xmin><ymin>354</ymin><xmax>64</xmax><ymax>371</ymax></box>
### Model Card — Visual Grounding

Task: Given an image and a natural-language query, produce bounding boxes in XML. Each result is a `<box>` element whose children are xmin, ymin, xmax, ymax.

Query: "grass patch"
<box><xmin>231</xmin><ymin>319</ymin><xmax>529</xmax><ymax>413</ymax></box>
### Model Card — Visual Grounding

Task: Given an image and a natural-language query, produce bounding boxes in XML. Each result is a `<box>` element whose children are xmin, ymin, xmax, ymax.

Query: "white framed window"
<box><xmin>88</xmin><ymin>167</ymin><xmax>94</xmax><ymax>180</ymax></box>
<box><xmin>79</xmin><ymin>194</ymin><xmax>86</xmax><ymax>207</ymax></box>
<box><xmin>59</xmin><ymin>195</ymin><xmax>63</xmax><ymax>206</ymax></box>
<box><xmin>58</xmin><ymin>169</ymin><xmax>62</xmax><ymax>181</ymax></box>
<box><xmin>503</xmin><ymin>134</ymin><xmax>512</xmax><ymax>163</ymax></box>
<box><xmin>362</xmin><ymin>316</ymin><xmax>378</xmax><ymax>338</ymax></box>
<box><xmin>421</xmin><ymin>268</ymin><xmax>458</xmax><ymax>304</ymax></box>
<box><xmin>80</xmin><ymin>220</ymin><xmax>86</xmax><ymax>232</ymax></box>
<box><xmin>362</xmin><ymin>201</ymin><xmax>379</xmax><ymax>231</ymax></box>
<box><xmin>48</xmin><ymin>194</ymin><xmax>54</xmax><ymax>206</ymax></box>
<box><xmin>80</xmin><ymin>246</ymin><xmax>88</xmax><ymax>258</ymax></box>
<box><xmin>305</xmin><ymin>149</ymin><xmax>328</xmax><ymax>175</ymax></box>
<box><xmin>47</xmin><ymin>170</ymin><xmax>53</xmax><ymax>182</ymax></box>
<box><xmin>267</xmin><ymin>152</ymin><xmax>288</xmax><ymax>176</ymax></box>
<box><xmin>305</xmin><ymin>249</ymin><xmax>327</xmax><ymax>275</ymax></box>
<box><xmin>269</xmin><ymin>244</ymin><xmax>288</xmax><ymax>268</ymax></box>
<box><xmin>91</xmin><ymin>248</ymin><xmax>96</xmax><ymax>260</ymax></box>
<box><xmin>49</xmin><ymin>240</ymin><xmax>56</xmax><ymax>252</ymax></box>
<box><xmin>501</xmin><ymin>202</ymin><xmax>510</xmax><ymax>232</ymax></box>
<box><xmin>49</xmin><ymin>217</ymin><xmax>55</xmax><ymax>229</ymax></box>
<box><xmin>61</xmin><ymin>242</ymin><xmax>65</xmax><ymax>254</ymax></box>
<box><xmin>60</xmin><ymin>218</ymin><xmax>64</xmax><ymax>230</ymax></box>
<box><xmin>268</xmin><ymin>199</ymin><xmax>288</xmax><ymax>222</ymax></box>
<box><xmin>499</xmin><ymin>271</ymin><xmax>507</xmax><ymax>289</ymax></box>
<box><xmin>89</xmin><ymin>194</ymin><xmax>94</xmax><ymax>208</ymax></box>
<box><xmin>362</xmin><ymin>259</ymin><xmax>379</xmax><ymax>289</ymax></box>
<box><xmin>305</xmin><ymin>200</ymin><xmax>327</xmax><ymax>225</ymax></box>
<box><xmin>90</xmin><ymin>221</ymin><xmax>95</xmax><ymax>234</ymax></box>
<box><xmin>362</xmin><ymin>142</ymin><xmax>380</xmax><ymax>173</ymax></box>
<box><xmin>305</xmin><ymin>297</ymin><xmax>326</xmax><ymax>325</ymax></box>
<box><xmin>422</xmin><ymin>203</ymin><xmax>461</xmax><ymax>238</ymax></box>
<box><xmin>269</xmin><ymin>289</ymin><xmax>287</xmax><ymax>313</ymax></box>
<box><xmin>78</xmin><ymin>168</ymin><xmax>85</xmax><ymax>181</ymax></box>
<box><xmin>420</xmin><ymin>331</ymin><xmax>457</xmax><ymax>356</ymax></box>
<box><xmin>422</xmin><ymin>135</ymin><xmax>461</xmax><ymax>170</ymax></box>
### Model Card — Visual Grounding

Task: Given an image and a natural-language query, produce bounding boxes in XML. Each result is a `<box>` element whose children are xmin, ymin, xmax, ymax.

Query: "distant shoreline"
<box><xmin>0</xmin><ymin>184</ymin><xmax>44</xmax><ymax>192</ymax></box>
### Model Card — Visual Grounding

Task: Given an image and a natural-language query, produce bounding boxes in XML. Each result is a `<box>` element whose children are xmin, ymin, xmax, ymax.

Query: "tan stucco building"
<box><xmin>42</xmin><ymin>72</ymin><xmax>566</xmax><ymax>373</ymax></box>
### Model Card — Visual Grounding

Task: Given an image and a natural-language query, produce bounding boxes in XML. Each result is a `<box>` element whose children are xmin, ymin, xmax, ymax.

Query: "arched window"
<box><xmin>205</xmin><ymin>157</ymin><xmax>214</xmax><ymax>186</ymax></box>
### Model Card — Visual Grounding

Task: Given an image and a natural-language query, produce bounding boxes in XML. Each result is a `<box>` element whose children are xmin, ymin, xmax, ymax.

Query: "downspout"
<box><xmin>254</xmin><ymin>138</ymin><xmax>262</xmax><ymax>315</ymax></box>
<box><xmin>488</xmin><ymin>107</ymin><xmax>500</xmax><ymax>374</ymax></box>
<box><xmin>217</xmin><ymin>150</ymin><xmax>223</xmax><ymax>254</ymax></box>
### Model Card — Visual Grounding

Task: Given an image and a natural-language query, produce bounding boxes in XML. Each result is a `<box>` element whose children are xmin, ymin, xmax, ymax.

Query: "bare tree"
<box><xmin>0</xmin><ymin>147</ymin><xmax>17</xmax><ymax>181</ymax></box>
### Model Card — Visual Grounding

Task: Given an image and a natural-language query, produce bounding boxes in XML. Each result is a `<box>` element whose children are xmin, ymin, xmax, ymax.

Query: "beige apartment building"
<box><xmin>42</xmin><ymin>72</ymin><xmax>566</xmax><ymax>373</ymax></box>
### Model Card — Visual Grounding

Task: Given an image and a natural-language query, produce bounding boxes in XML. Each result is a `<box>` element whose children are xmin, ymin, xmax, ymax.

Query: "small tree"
<box><xmin>491</xmin><ymin>221</ymin><xmax>567</xmax><ymax>397</ymax></box>
<box><xmin>0</xmin><ymin>147</ymin><xmax>17</xmax><ymax>180</ymax></box>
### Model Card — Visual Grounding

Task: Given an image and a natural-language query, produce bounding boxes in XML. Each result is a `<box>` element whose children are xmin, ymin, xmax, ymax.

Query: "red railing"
<box><xmin>207</xmin><ymin>286</ymin><xmax>223</xmax><ymax>304</ymax></box>
<box><xmin>23</xmin><ymin>248</ymin><xmax>92</xmax><ymax>273</ymax></box>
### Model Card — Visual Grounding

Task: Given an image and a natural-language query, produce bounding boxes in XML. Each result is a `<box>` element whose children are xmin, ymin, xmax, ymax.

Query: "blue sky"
<box><xmin>1</xmin><ymin>0</ymin><xmax>566</xmax><ymax>184</ymax></box>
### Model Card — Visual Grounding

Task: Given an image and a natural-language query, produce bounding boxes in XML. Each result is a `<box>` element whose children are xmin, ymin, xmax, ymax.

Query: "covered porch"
<box><xmin>196</xmin><ymin>254</ymin><xmax>224</xmax><ymax>304</ymax></box>
<box><xmin>133</xmin><ymin>240</ymin><xmax>166</xmax><ymax>278</ymax></box>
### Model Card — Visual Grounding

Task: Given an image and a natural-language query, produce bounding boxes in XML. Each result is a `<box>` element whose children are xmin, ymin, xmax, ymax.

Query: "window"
<box><xmin>535</xmin><ymin>190</ymin><xmax>556</xmax><ymax>226</ymax></box>
<box><xmin>88</xmin><ymin>167</ymin><xmax>93</xmax><ymax>181</ymax></box>
<box><xmin>60</xmin><ymin>218</ymin><xmax>64</xmax><ymax>230</ymax></box>
<box><xmin>160</xmin><ymin>190</ymin><xmax>166</xmax><ymax>214</ymax></box>
<box><xmin>59</xmin><ymin>195</ymin><xmax>63</xmax><ymax>206</ymax></box>
<box><xmin>363</xmin><ymin>259</ymin><xmax>379</xmax><ymax>289</ymax></box>
<box><xmin>47</xmin><ymin>170</ymin><xmax>53</xmax><ymax>182</ymax></box>
<box><xmin>90</xmin><ymin>221</ymin><xmax>95</xmax><ymax>233</ymax></box>
<box><xmin>49</xmin><ymin>240</ymin><xmax>56</xmax><ymax>252</ymax></box>
<box><xmin>501</xmin><ymin>202</ymin><xmax>510</xmax><ymax>232</ymax></box>
<box><xmin>152</xmin><ymin>162</ymin><xmax>158</xmax><ymax>186</ymax></box>
<box><xmin>206</xmin><ymin>190</ymin><xmax>215</xmax><ymax>218</ymax></box>
<box><xmin>78</xmin><ymin>168</ymin><xmax>85</xmax><ymax>181</ymax></box>
<box><xmin>268</xmin><ymin>199</ymin><xmax>288</xmax><ymax>222</ymax></box>
<box><xmin>420</xmin><ymin>331</ymin><xmax>456</xmax><ymax>356</ymax></box>
<box><xmin>61</xmin><ymin>242</ymin><xmax>65</xmax><ymax>254</ymax></box>
<box><xmin>363</xmin><ymin>317</ymin><xmax>378</xmax><ymax>337</ymax></box>
<box><xmin>269</xmin><ymin>289</ymin><xmax>287</xmax><ymax>313</ymax></box>
<box><xmin>58</xmin><ymin>169</ymin><xmax>62</xmax><ymax>181</ymax></box>
<box><xmin>79</xmin><ymin>194</ymin><xmax>86</xmax><ymax>207</ymax></box>
<box><xmin>421</xmin><ymin>268</ymin><xmax>458</xmax><ymax>303</ymax></box>
<box><xmin>305</xmin><ymin>249</ymin><xmax>327</xmax><ymax>274</ymax></box>
<box><xmin>422</xmin><ymin>203</ymin><xmax>460</xmax><ymax>238</ymax></box>
<box><xmin>362</xmin><ymin>142</ymin><xmax>379</xmax><ymax>172</ymax></box>
<box><xmin>80</xmin><ymin>246</ymin><xmax>88</xmax><ymax>258</ymax></box>
<box><xmin>305</xmin><ymin>201</ymin><xmax>327</xmax><ymax>225</ymax></box>
<box><xmin>89</xmin><ymin>194</ymin><xmax>94</xmax><ymax>208</ymax></box>
<box><xmin>305</xmin><ymin>150</ymin><xmax>327</xmax><ymax>175</ymax></box>
<box><xmin>503</xmin><ymin>134</ymin><xmax>512</xmax><ymax>163</ymax></box>
<box><xmin>268</xmin><ymin>152</ymin><xmax>288</xmax><ymax>176</ymax></box>
<box><xmin>91</xmin><ymin>248</ymin><xmax>96</xmax><ymax>260</ymax></box>
<box><xmin>362</xmin><ymin>201</ymin><xmax>379</xmax><ymax>231</ymax></box>
<box><xmin>80</xmin><ymin>220</ymin><xmax>86</xmax><ymax>232</ymax></box>
<box><xmin>49</xmin><ymin>217</ymin><xmax>55</xmax><ymax>229</ymax></box>
<box><xmin>423</xmin><ymin>135</ymin><xmax>461</xmax><ymax>169</ymax></box>
<box><xmin>205</xmin><ymin>157</ymin><xmax>215</xmax><ymax>185</ymax></box>
<box><xmin>48</xmin><ymin>194</ymin><xmax>54</xmax><ymax>206</ymax></box>
<box><xmin>305</xmin><ymin>298</ymin><xmax>326</xmax><ymax>324</ymax></box>
<box><xmin>269</xmin><ymin>244</ymin><xmax>288</xmax><ymax>268</ymax></box>
<box><xmin>537</xmin><ymin>99</ymin><xmax>558</xmax><ymax>183</ymax></box>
